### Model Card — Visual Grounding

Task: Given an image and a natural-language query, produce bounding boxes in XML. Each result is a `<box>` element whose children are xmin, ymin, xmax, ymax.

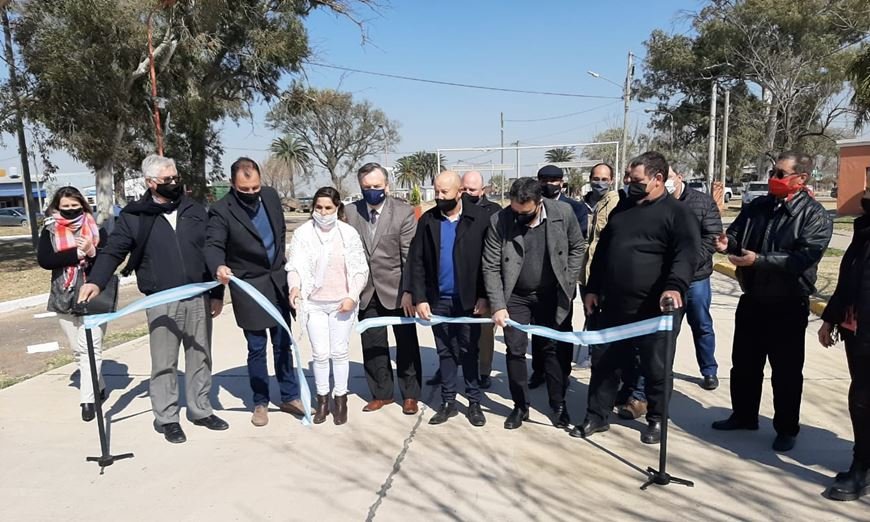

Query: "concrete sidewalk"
<box><xmin>0</xmin><ymin>273</ymin><xmax>866</xmax><ymax>520</ymax></box>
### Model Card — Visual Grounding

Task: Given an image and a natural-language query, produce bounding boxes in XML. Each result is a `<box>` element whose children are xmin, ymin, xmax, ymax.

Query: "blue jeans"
<box><xmin>243</xmin><ymin>324</ymin><xmax>299</xmax><ymax>406</ymax></box>
<box><xmin>685</xmin><ymin>278</ymin><xmax>718</xmax><ymax>377</ymax></box>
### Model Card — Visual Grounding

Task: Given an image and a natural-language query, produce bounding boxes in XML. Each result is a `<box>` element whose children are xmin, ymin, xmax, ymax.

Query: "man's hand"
<box><xmin>401</xmin><ymin>292</ymin><xmax>415</xmax><ymax>317</ymax></box>
<box><xmin>473</xmin><ymin>298</ymin><xmax>489</xmax><ymax>316</ymax></box>
<box><xmin>818</xmin><ymin>321</ymin><xmax>836</xmax><ymax>348</ymax></box>
<box><xmin>416</xmin><ymin>302</ymin><xmax>432</xmax><ymax>321</ymax></box>
<box><xmin>714</xmin><ymin>232</ymin><xmax>729</xmax><ymax>253</ymax></box>
<box><xmin>210</xmin><ymin>298</ymin><xmax>224</xmax><ymax>318</ymax></box>
<box><xmin>338</xmin><ymin>298</ymin><xmax>355</xmax><ymax>313</ymax></box>
<box><xmin>78</xmin><ymin>283</ymin><xmax>101</xmax><ymax>303</ymax></box>
<box><xmin>289</xmin><ymin>288</ymin><xmax>301</xmax><ymax>310</ymax></box>
<box><xmin>728</xmin><ymin>249</ymin><xmax>757</xmax><ymax>267</ymax></box>
<box><xmin>492</xmin><ymin>308</ymin><xmax>509</xmax><ymax>328</ymax></box>
<box><xmin>660</xmin><ymin>290</ymin><xmax>683</xmax><ymax>311</ymax></box>
<box><xmin>216</xmin><ymin>265</ymin><xmax>233</xmax><ymax>285</ymax></box>
<box><xmin>584</xmin><ymin>293</ymin><xmax>599</xmax><ymax>316</ymax></box>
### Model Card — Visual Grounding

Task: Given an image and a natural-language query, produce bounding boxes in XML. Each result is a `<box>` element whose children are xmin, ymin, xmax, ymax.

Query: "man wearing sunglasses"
<box><xmin>712</xmin><ymin>151</ymin><xmax>832</xmax><ymax>452</ymax></box>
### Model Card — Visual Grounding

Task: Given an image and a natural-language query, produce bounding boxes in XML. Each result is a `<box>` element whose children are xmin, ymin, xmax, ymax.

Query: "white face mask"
<box><xmin>312</xmin><ymin>211</ymin><xmax>337</xmax><ymax>230</ymax></box>
<box><xmin>665</xmin><ymin>179</ymin><xmax>677</xmax><ymax>194</ymax></box>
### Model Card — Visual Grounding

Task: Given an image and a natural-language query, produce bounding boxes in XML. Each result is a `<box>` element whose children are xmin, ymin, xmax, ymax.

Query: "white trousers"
<box><xmin>305</xmin><ymin>300</ymin><xmax>354</xmax><ymax>397</ymax></box>
<box><xmin>57</xmin><ymin>313</ymin><xmax>107</xmax><ymax>403</ymax></box>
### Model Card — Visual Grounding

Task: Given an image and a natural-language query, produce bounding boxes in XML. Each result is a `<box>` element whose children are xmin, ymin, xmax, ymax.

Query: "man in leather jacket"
<box><xmin>712</xmin><ymin>151</ymin><xmax>832</xmax><ymax>453</ymax></box>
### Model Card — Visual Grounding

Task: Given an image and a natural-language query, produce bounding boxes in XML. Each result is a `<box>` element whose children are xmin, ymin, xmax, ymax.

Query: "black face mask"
<box><xmin>466</xmin><ymin>194</ymin><xmax>481</xmax><ymax>204</ymax></box>
<box><xmin>436</xmin><ymin>198</ymin><xmax>458</xmax><ymax>213</ymax></box>
<box><xmin>155</xmin><ymin>182</ymin><xmax>184</xmax><ymax>202</ymax></box>
<box><xmin>541</xmin><ymin>183</ymin><xmax>562</xmax><ymax>199</ymax></box>
<box><xmin>626</xmin><ymin>182</ymin><xmax>648</xmax><ymax>202</ymax></box>
<box><xmin>59</xmin><ymin>207</ymin><xmax>84</xmax><ymax>220</ymax></box>
<box><xmin>862</xmin><ymin>198</ymin><xmax>870</xmax><ymax>215</ymax></box>
<box><xmin>236</xmin><ymin>190</ymin><xmax>261</xmax><ymax>207</ymax></box>
<box><xmin>515</xmin><ymin>208</ymin><xmax>537</xmax><ymax>226</ymax></box>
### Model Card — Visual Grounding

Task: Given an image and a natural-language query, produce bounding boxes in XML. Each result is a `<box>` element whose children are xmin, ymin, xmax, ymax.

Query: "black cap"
<box><xmin>537</xmin><ymin>164</ymin><xmax>564</xmax><ymax>180</ymax></box>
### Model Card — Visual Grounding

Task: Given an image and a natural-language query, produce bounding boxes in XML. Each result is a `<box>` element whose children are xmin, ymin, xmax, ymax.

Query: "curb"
<box><xmin>713</xmin><ymin>262</ymin><xmax>827</xmax><ymax>317</ymax></box>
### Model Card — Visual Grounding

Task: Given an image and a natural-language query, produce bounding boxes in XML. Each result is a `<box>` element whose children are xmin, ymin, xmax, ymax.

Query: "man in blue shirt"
<box><xmin>408</xmin><ymin>171</ymin><xmax>490</xmax><ymax>427</ymax></box>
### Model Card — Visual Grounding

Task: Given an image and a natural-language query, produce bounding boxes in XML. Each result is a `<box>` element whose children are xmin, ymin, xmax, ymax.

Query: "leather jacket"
<box><xmin>726</xmin><ymin>190</ymin><xmax>832</xmax><ymax>298</ymax></box>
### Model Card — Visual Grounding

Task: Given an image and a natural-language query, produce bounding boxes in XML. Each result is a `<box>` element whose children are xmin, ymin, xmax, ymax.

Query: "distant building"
<box><xmin>836</xmin><ymin>137</ymin><xmax>870</xmax><ymax>216</ymax></box>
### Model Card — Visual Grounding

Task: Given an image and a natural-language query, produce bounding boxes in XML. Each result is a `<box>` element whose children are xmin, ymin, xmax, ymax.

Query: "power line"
<box><xmin>304</xmin><ymin>61</ymin><xmax>624</xmax><ymax>100</ymax></box>
<box><xmin>504</xmin><ymin>100</ymin><xmax>622</xmax><ymax>123</ymax></box>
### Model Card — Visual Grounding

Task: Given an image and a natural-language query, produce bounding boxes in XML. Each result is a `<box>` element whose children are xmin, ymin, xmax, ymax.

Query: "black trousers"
<box><xmin>359</xmin><ymin>293</ymin><xmax>422</xmax><ymax>401</ymax></box>
<box><xmin>730</xmin><ymin>295</ymin><xmax>808</xmax><ymax>436</ymax></box>
<box><xmin>532</xmin><ymin>305</ymin><xmax>574</xmax><ymax>381</ymax></box>
<box><xmin>504</xmin><ymin>292</ymin><xmax>569</xmax><ymax>409</ymax></box>
<box><xmin>431</xmin><ymin>298</ymin><xmax>481</xmax><ymax>405</ymax></box>
<box><xmin>840</xmin><ymin>330</ymin><xmax>870</xmax><ymax>465</ymax></box>
<box><xmin>586</xmin><ymin>314</ymin><xmax>680</xmax><ymax>423</ymax></box>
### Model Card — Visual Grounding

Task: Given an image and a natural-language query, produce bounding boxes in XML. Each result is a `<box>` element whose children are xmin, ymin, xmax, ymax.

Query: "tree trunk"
<box><xmin>95</xmin><ymin>122</ymin><xmax>125</xmax><ymax>232</ymax></box>
<box><xmin>189</xmin><ymin>122</ymin><xmax>208</xmax><ymax>202</ymax></box>
<box><xmin>114</xmin><ymin>173</ymin><xmax>126</xmax><ymax>204</ymax></box>
<box><xmin>288</xmin><ymin>161</ymin><xmax>297</xmax><ymax>199</ymax></box>
<box><xmin>756</xmin><ymin>87</ymin><xmax>777</xmax><ymax>180</ymax></box>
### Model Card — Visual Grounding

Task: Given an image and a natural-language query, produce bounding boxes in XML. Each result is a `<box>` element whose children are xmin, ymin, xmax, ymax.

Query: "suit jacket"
<box><xmin>206</xmin><ymin>186</ymin><xmax>288</xmax><ymax>331</ymax></box>
<box><xmin>482</xmin><ymin>198</ymin><xmax>587</xmax><ymax>325</ymax></box>
<box><xmin>345</xmin><ymin>197</ymin><xmax>417</xmax><ymax>309</ymax></box>
<box><xmin>408</xmin><ymin>201</ymin><xmax>489</xmax><ymax>311</ymax></box>
<box><xmin>558</xmin><ymin>193</ymin><xmax>589</xmax><ymax>239</ymax></box>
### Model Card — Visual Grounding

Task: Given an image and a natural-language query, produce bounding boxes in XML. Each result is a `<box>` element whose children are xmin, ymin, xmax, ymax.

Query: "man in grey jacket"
<box><xmin>345</xmin><ymin>162</ymin><xmax>422</xmax><ymax>415</ymax></box>
<box><xmin>483</xmin><ymin>177</ymin><xmax>587</xmax><ymax>430</ymax></box>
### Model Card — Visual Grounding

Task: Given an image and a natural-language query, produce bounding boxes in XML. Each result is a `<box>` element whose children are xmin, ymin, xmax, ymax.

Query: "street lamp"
<box><xmin>588</xmin><ymin>52</ymin><xmax>634</xmax><ymax>175</ymax></box>
<box><xmin>586</xmin><ymin>70</ymin><xmax>622</xmax><ymax>89</ymax></box>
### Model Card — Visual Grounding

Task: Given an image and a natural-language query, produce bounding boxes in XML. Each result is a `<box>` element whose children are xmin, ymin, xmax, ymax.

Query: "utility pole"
<box><xmin>500</xmin><ymin>112</ymin><xmax>504</xmax><ymax>182</ymax></box>
<box><xmin>620</xmin><ymin>51</ymin><xmax>634</xmax><ymax>176</ymax></box>
<box><xmin>706</xmin><ymin>81</ymin><xmax>718</xmax><ymax>193</ymax></box>
<box><xmin>719</xmin><ymin>89</ymin><xmax>730</xmax><ymax>187</ymax></box>
<box><xmin>2</xmin><ymin>5</ymin><xmax>38</xmax><ymax>248</ymax></box>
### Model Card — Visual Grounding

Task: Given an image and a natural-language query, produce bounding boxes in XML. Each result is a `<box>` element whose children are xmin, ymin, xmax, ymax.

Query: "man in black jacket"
<box><xmin>80</xmin><ymin>154</ymin><xmax>228</xmax><ymax>444</ymax></box>
<box><xmin>206</xmin><ymin>157</ymin><xmax>306</xmax><ymax>428</ymax></box>
<box><xmin>410</xmin><ymin>171</ymin><xmax>490</xmax><ymax>427</ymax></box>
<box><xmin>573</xmin><ymin>151</ymin><xmax>700</xmax><ymax>445</ymax></box>
<box><xmin>713</xmin><ymin>151</ymin><xmax>833</xmax><ymax>452</ymax></box>
<box><xmin>666</xmin><ymin>168</ymin><xmax>723</xmax><ymax>390</ymax></box>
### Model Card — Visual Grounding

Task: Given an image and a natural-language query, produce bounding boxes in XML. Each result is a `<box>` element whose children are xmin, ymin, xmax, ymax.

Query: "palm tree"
<box><xmin>545</xmin><ymin>146</ymin><xmax>577</xmax><ymax>164</ymax></box>
<box><xmin>411</xmin><ymin>151</ymin><xmax>448</xmax><ymax>185</ymax></box>
<box><xmin>270</xmin><ymin>135</ymin><xmax>311</xmax><ymax>199</ymax></box>
<box><xmin>394</xmin><ymin>155</ymin><xmax>422</xmax><ymax>188</ymax></box>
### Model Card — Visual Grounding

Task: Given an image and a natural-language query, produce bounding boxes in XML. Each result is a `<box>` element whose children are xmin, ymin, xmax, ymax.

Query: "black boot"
<box><xmin>827</xmin><ymin>461</ymin><xmax>870</xmax><ymax>501</ymax></box>
<box><xmin>333</xmin><ymin>394</ymin><xmax>348</xmax><ymax>425</ymax></box>
<box><xmin>551</xmin><ymin>402</ymin><xmax>570</xmax><ymax>429</ymax></box>
<box><xmin>313</xmin><ymin>395</ymin><xmax>330</xmax><ymax>424</ymax></box>
<box><xmin>81</xmin><ymin>403</ymin><xmax>95</xmax><ymax>422</ymax></box>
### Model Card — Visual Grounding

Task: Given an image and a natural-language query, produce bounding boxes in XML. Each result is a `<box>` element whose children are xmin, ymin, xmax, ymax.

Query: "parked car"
<box><xmin>685</xmin><ymin>180</ymin><xmax>733</xmax><ymax>202</ymax></box>
<box><xmin>742</xmin><ymin>181</ymin><xmax>769</xmax><ymax>205</ymax></box>
<box><xmin>0</xmin><ymin>207</ymin><xmax>28</xmax><ymax>226</ymax></box>
<box><xmin>297</xmin><ymin>197</ymin><xmax>314</xmax><ymax>213</ymax></box>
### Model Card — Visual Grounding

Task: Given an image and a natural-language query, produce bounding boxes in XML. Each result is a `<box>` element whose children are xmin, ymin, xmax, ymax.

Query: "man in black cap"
<box><xmin>528</xmin><ymin>165</ymin><xmax>588</xmax><ymax>389</ymax></box>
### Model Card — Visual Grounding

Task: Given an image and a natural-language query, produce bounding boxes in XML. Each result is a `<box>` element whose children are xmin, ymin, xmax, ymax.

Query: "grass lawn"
<box><xmin>715</xmin><ymin>251</ymin><xmax>841</xmax><ymax>299</ymax></box>
<box><xmin>0</xmin><ymin>226</ymin><xmax>31</xmax><ymax>237</ymax></box>
<box><xmin>0</xmin><ymin>240</ymin><xmax>44</xmax><ymax>302</ymax></box>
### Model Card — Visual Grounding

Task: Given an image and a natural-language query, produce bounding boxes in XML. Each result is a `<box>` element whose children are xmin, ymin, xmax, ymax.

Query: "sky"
<box><xmin>1</xmin><ymin>0</ymin><xmax>707</xmax><ymax>193</ymax></box>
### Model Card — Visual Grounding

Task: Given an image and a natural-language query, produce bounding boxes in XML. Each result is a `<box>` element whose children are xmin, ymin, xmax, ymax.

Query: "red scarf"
<box><xmin>48</xmin><ymin>211</ymin><xmax>100</xmax><ymax>289</ymax></box>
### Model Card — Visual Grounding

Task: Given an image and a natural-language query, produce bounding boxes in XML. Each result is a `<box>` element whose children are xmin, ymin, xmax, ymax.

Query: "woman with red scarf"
<box><xmin>37</xmin><ymin>186</ymin><xmax>107</xmax><ymax>422</ymax></box>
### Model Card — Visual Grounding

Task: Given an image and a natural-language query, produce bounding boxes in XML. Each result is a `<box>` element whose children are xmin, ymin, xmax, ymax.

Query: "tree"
<box><xmin>393</xmin><ymin>155</ymin><xmax>422</xmax><ymax>189</ymax></box>
<box><xmin>584</xmin><ymin>128</ymin><xmax>649</xmax><ymax>171</ymax></box>
<box><xmin>850</xmin><ymin>44</ymin><xmax>870</xmax><ymax>129</ymax></box>
<box><xmin>545</xmin><ymin>147</ymin><xmax>576</xmax><ymax>163</ymax></box>
<box><xmin>267</xmin><ymin>85</ymin><xmax>400</xmax><ymax>193</ymax></box>
<box><xmin>409</xmin><ymin>151</ymin><xmax>446</xmax><ymax>185</ymax></box>
<box><xmin>270</xmin><ymin>135</ymin><xmax>311</xmax><ymax>199</ymax></box>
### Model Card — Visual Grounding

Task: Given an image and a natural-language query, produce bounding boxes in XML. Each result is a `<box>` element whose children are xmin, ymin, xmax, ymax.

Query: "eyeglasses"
<box><xmin>154</xmin><ymin>176</ymin><xmax>180</xmax><ymax>185</ymax></box>
<box><xmin>768</xmin><ymin>168</ymin><xmax>795</xmax><ymax>179</ymax></box>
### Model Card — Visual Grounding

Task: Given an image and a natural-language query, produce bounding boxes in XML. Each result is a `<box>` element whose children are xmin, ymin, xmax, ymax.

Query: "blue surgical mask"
<box><xmin>362</xmin><ymin>188</ymin><xmax>386</xmax><ymax>206</ymax></box>
<box><xmin>590</xmin><ymin>181</ymin><xmax>610</xmax><ymax>197</ymax></box>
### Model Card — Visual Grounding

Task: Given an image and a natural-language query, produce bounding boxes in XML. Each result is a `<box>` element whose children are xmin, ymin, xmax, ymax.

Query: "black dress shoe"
<box><xmin>426</xmin><ymin>371</ymin><xmax>442</xmax><ymax>386</ymax></box>
<box><xmin>827</xmin><ymin>461</ymin><xmax>870</xmax><ymax>501</ymax></box>
<box><xmin>701</xmin><ymin>375</ymin><xmax>719</xmax><ymax>390</ymax></box>
<box><xmin>478</xmin><ymin>375</ymin><xmax>492</xmax><ymax>389</ymax></box>
<box><xmin>528</xmin><ymin>372</ymin><xmax>545</xmax><ymax>390</ymax></box>
<box><xmin>711</xmin><ymin>415</ymin><xmax>758</xmax><ymax>431</ymax></box>
<box><xmin>569</xmin><ymin>418</ymin><xmax>610</xmax><ymax>439</ymax></box>
<box><xmin>466</xmin><ymin>403</ymin><xmax>486</xmax><ymax>427</ymax></box>
<box><xmin>551</xmin><ymin>402</ymin><xmax>570</xmax><ymax>429</ymax></box>
<box><xmin>504</xmin><ymin>407</ymin><xmax>530</xmax><ymax>430</ymax></box>
<box><xmin>641</xmin><ymin>421</ymin><xmax>662</xmax><ymax>444</ymax></box>
<box><xmin>772</xmin><ymin>433</ymin><xmax>796</xmax><ymax>452</ymax></box>
<box><xmin>160</xmin><ymin>422</ymin><xmax>187</xmax><ymax>444</ymax></box>
<box><xmin>428</xmin><ymin>402</ymin><xmax>458</xmax><ymax>425</ymax></box>
<box><xmin>192</xmin><ymin>414</ymin><xmax>229</xmax><ymax>431</ymax></box>
<box><xmin>81</xmin><ymin>403</ymin><xmax>95</xmax><ymax>422</ymax></box>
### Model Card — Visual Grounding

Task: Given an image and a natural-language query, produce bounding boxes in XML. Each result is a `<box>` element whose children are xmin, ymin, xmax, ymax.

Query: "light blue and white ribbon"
<box><xmin>84</xmin><ymin>277</ymin><xmax>313</xmax><ymax>426</ymax></box>
<box><xmin>356</xmin><ymin>314</ymin><xmax>673</xmax><ymax>345</ymax></box>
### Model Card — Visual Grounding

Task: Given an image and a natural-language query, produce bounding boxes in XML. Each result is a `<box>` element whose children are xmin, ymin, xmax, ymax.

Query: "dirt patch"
<box><xmin>714</xmin><ymin>252</ymin><xmax>840</xmax><ymax>300</ymax></box>
<box><xmin>0</xmin><ymin>226</ymin><xmax>31</xmax><ymax>237</ymax></box>
<box><xmin>0</xmin><ymin>239</ymin><xmax>43</xmax><ymax>302</ymax></box>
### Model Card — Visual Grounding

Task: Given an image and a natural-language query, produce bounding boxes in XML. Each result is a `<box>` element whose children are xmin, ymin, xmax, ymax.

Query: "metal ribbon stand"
<box><xmin>641</xmin><ymin>297</ymin><xmax>694</xmax><ymax>490</ymax></box>
<box><xmin>84</xmin><ymin>328</ymin><xmax>133</xmax><ymax>472</ymax></box>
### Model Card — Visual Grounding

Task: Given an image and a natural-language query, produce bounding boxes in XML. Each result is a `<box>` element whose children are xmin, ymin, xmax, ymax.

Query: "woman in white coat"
<box><xmin>287</xmin><ymin>187</ymin><xmax>368</xmax><ymax>425</ymax></box>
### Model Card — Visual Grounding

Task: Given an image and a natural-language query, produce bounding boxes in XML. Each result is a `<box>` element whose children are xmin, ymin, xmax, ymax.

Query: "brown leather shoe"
<box><xmin>617</xmin><ymin>398</ymin><xmax>648</xmax><ymax>420</ymax></box>
<box><xmin>362</xmin><ymin>399</ymin><xmax>394</xmax><ymax>412</ymax></box>
<box><xmin>279</xmin><ymin>399</ymin><xmax>312</xmax><ymax>417</ymax></box>
<box><xmin>333</xmin><ymin>394</ymin><xmax>348</xmax><ymax>425</ymax></box>
<box><xmin>402</xmin><ymin>399</ymin><xmax>419</xmax><ymax>415</ymax></box>
<box><xmin>313</xmin><ymin>395</ymin><xmax>330</xmax><ymax>424</ymax></box>
<box><xmin>251</xmin><ymin>405</ymin><xmax>269</xmax><ymax>427</ymax></box>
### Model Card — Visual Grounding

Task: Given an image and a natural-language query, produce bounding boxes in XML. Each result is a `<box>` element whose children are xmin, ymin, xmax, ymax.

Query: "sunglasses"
<box><xmin>768</xmin><ymin>168</ymin><xmax>796</xmax><ymax>179</ymax></box>
<box><xmin>155</xmin><ymin>176</ymin><xmax>181</xmax><ymax>185</ymax></box>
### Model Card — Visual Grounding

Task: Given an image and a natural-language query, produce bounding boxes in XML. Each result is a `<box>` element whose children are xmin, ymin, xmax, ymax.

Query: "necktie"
<box><xmin>370</xmin><ymin>209</ymin><xmax>378</xmax><ymax>225</ymax></box>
